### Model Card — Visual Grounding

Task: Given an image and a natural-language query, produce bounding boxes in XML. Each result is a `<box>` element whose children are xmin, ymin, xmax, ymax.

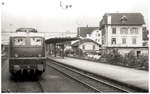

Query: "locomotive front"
<box><xmin>9</xmin><ymin>28</ymin><xmax>46</xmax><ymax>76</ymax></box>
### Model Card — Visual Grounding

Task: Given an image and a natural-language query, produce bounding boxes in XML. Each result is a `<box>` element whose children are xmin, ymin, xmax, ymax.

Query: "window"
<box><xmin>120</xmin><ymin>16</ymin><xmax>128</xmax><ymax>24</ymax></box>
<box><xmin>120</xmin><ymin>28</ymin><xmax>128</xmax><ymax>34</ymax></box>
<box><xmin>132</xmin><ymin>37</ymin><xmax>136</xmax><ymax>44</ymax></box>
<box><xmin>130</xmin><ymin>28</ymin><xmax>138</xmax><ymax>34</ymax></box>
<box><xmin>112</xmin><ymin>28</ymin><xmax>116</xmax><ymax>34</ymax></box>
<box><xmin>111</xmin><ymin>38</ymin><xmax>116</xmax><ymax>45</ymax></box>
<box><xmin>122</xmin><ymin>38</ymin><xmax>126</xmax><ymax>44</ymax></box>
<box><xmin>16</xmin><ymin>28</ymin><xmax>37</xmax><ymax>33</ymax></box>
<box><xmin>82</xmin><ymin>45</ymin><xmax>85</xmax><ymax>49</ymax></box>
<box><xmin>98</xmin><ymin>33</ymin><xmax>100</xmax><ymax>36</ymax></box>
<box><xmin>30</xmin><ymin>37</ymin><xmax>42</xmax><ymax>46</ymax></box>
<box><xmin>93</xmin><ymin>45</ymin><xmax>95</xmax><ymax>50</ymax></box>
<box><xmin>14</xmin><ymin>37</ymin><xmax>26</xmax><ymax>46</ymax></box>
<box><xmin>137</xmin><ymin>51</ymin><xmax>141</xmax><ymax>57</ymax></box>
<box><xmin>143</xmin><ymin>41</ymin><xmax>148</xmax><ymax>46</ymax></box>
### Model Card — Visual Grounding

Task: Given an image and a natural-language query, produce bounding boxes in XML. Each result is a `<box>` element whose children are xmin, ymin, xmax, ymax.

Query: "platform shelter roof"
<box><xmin>45</xmin><ymin>37</ymin><xmax>79</xmax><ymax>44</ymax></box>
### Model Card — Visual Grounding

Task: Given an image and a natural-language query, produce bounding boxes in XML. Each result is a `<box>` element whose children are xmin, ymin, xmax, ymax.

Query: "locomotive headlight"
<box><xmin>14</xmin><ymin>54</ymin><xmax>18</xmax><ymax>57</ymax></box>
<box><xmin>14</xmin><ymin>65</ymin><xmax>20</xmax><ymax>71</ymax></box>
<box><xmin>37</xmin><ymin>64</ymin><xmax>43</xmax><ymax>71</ymax></box>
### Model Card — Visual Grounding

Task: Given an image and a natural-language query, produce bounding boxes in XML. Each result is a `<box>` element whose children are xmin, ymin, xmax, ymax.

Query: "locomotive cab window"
<box><xmin>30</xmin><ymin>37</ymin><xmax>42</xmax><ymax>46</ymax></box>
<box><xmin>14</xmin><ymin>37</ymin><xmax>26</xmax><ymax>46</ymax></box>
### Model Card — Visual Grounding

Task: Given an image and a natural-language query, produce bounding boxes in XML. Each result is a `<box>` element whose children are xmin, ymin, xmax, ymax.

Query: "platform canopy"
<box><xmin>45</xmin><ymin>37</ymin><xmax>79</xmax><ymax>44</ymax></box>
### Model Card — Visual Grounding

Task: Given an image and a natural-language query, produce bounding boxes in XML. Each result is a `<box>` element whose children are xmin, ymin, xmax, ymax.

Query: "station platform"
<box><xmin>48</xmin><ymin>56</ymin><xmax>149</xmax><ymax>91</ymax></box>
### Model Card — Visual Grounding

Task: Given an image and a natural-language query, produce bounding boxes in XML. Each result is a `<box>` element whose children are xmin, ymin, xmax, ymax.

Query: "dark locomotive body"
<box><xmin>9</xmin><ymin>28</ymin><xmax>46</xmax><ymax>76</ymax></box>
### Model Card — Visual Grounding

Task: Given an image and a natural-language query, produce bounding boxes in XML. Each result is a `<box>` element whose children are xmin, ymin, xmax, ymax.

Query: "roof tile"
<box><xmin>77</xmin><ymin>27</ymin><xmax>99</xmax><ymax>37</ymax></box>
<box><xmin>101</xmin><ymin>13</ymin><xmax>145</xmax><ymax>25</ymax></box>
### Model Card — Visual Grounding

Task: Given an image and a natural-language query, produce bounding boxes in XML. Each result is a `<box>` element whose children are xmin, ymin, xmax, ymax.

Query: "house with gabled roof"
<box><xmin>99</xmin><ymin>13</ymin><xmax>148</xmax><ymax>56</ymax></box>
<box><xmin>71</xmin><ymin>38</ymin><xmax>101</xmax><ymax>55</ymax></box>
<box><xmin>77</xmin><ymin>26</ymin><xmax>102</xmax><ymax>45</ymax></box>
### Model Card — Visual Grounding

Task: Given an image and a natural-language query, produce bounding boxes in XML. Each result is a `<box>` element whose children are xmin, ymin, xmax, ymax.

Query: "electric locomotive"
<box><xmin>9</xmin><ymin>28</ymin><xmax>46</xmax><ymax>76</ymax></box>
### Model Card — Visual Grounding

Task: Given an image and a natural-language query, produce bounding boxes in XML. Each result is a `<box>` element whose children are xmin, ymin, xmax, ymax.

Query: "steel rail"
<box><xmin>47</xmin><ymin>64</ymin><xmax>102</xmax><ymax>92</ymax></box>
<box><xmin>37</xmin><ymin>80</ymin><xmax>45</xmax><ymax>92</ymax></box>
<box><xmin>12</xmin><ymin>76</ymin><xmax>44</xmax><ymax>92</ymax></box>
<box><xmin>47</xmin><ymin>61</ymin><xmax>130</xmax><ymax>93</ymax></box>
<box><xmin>51</xmin><ymin>61</ymin><xmax>130</xmax><ymax>92</ymax></box>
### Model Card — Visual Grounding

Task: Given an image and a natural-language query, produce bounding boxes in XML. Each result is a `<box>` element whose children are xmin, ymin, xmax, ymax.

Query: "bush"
<box><xmin>137</xmin><ymin>55</ymin><xmax>149</xmax><ymax>70</ymax></box>
<box><xmin>73</xmin><ymin>48</ymin><xmax>83</xmax><ymax>56</ymax></box>
<box><xmin>123</xmin><ymin>51</ymin><xmax>137</xmax><ymax>67</ymax></box>
<box><xmin>103</xmin><ymin>49</ymin><xmax>123</xmax><ymax>65</ymax></box>
<box><xmin>65</xmin><ymin>49</ymin><xmax>73</xmax><ymax>56</ymax></box>
<box><xmin>123</xmin><ymin>51</ymin><xmax>148</xmax><ymax>70</ymax></box>
<box><xmin>101</xmin><ymin>50</ymin><xmax>149</xmax><ymax>70</ymax></box>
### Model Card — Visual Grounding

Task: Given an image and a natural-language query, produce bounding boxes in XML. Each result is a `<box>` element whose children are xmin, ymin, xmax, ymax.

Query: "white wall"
<box><xmin>79</xmin><ymin>42</ymin><xmax>99</xmax><ymax>51</ymax></box>
<box><xmin>106</xmin><ymin>26</ymin><xmax>143</xmax><ymax>47</ymax></box>
<box><xmin>89</xmin><ymin>30</ymin><xmax>102</xmax><ymax>45</ymax></box>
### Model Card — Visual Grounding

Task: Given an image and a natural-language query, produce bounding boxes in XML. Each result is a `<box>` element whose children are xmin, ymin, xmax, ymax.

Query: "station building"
<box><xmin>71</xmin><ymin>39</ymin><xmax>101</xmax><ymax>55</ymax></box>
<box><xmin>99</xmin><ymin>13</ymin><xmax>148</xmax><ymax>56</ymax></box>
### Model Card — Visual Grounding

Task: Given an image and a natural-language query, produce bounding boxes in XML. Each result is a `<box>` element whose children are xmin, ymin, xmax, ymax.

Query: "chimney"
<box><xmin>107</xmin><ymin>15</ymin><xmax>111</xmax><ymax>24</ymax></box>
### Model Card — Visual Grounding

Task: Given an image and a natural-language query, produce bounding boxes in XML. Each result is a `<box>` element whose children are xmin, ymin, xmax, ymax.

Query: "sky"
<box><xmin>1</xmin><ymin>0</ymin><xmax>149</xmax><ymax>33</ymax></box>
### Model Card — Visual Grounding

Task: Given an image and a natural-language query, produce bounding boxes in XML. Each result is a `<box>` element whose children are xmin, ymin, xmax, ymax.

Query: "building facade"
<box><xmin>100</xmin><ymin>13</ymin><xmax>148</xmax><ymax>56</ymax></box>
<box><xmin>71</xmin><ymin>39</ymin><xmax>101</xmax><ymax>54</ymax></box>
<box><xmin>77</xmin><ymin>27</ymin><xmax>102</xmax><ymax>45</ymax></box>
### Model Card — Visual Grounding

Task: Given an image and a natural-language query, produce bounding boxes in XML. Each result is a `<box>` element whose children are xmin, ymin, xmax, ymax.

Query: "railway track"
<box><xmin>2</xmin><ymin>58</ymin><xmax>45</xmax><ymax>93</ymax></box>
<box><xmin>47</xmin><ymin>61</ymin><xmax>131</xmax><ymax>93</ymax></box>
<box><xmin>2</xmin><ymin>80</ymin><xmax>44</xmax><ymax>93</ymax></box>
<box><xmin>12</xmin><ymin>76</ymin><xmax>44</xmax><ymax>92</ymax></box>
<box><xmin>37</xmin><ymin>80</ymin><xmax>45</xmax><ymax>92</ymax></box>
